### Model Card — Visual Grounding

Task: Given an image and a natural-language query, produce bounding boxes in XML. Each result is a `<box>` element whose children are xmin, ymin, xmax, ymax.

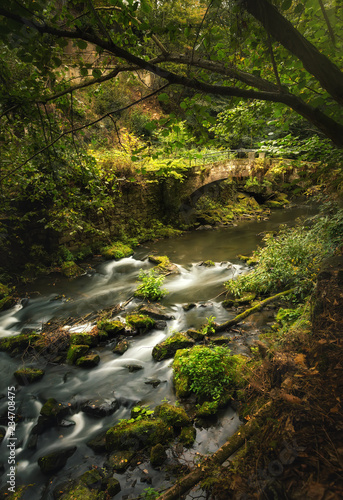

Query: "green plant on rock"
<box><xmin>173</xmin><ymin>345</ymin><xmax>245</xmax><ymax>402</ymax></box>
<box><xmin>201</xmin><ymin>315</ymin><xmax>217</xmax><ymax>336</ymax></box>
<box><xmin>134</xmin><ymin>269</ymin><xmax>168</xmax><ymax>301</ymax></box>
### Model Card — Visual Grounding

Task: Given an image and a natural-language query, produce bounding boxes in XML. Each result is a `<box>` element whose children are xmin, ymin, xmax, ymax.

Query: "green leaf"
<box><xmin>92</xmin><ymin>68</ymin><xmax>102</xmax><ymax>78</ymax></box>
<box><xmin>281</xmin><ymin>0</ymin><xmax>292</xmax><ymax>10</ymax></box>
<box><xmin>76</xmin><ymin>40</ymin><xmax>88</xmax><ymax>49</ymax></box>
<box><xmin>158</xmin><ymin>93</ymin><xmax>169</xmax><ymax>103</ymax></box>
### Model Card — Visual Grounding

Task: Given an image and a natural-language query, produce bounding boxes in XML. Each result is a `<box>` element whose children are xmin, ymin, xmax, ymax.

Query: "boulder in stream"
<box><xmin>150</xmin><ymin>443</ymin><xmax>167</xmax><ymax>467</ymax></box>
<box><xmin>148</xmin><ymin>254</ymin><xmax>180</xmax><ymax>275</ymax></box>
<box><xmin>70</xmin><ymin>331</ymin><xmax>99</xmax><ymax>347</ymax></box>
<box><xmin>97</xmin><ymin>319</ymin><xmax>126</xmax><ymax>337</ymax></box>
<box><xmin>154</xmin><ymin>403</ymin><xmax>192</xmax><ymax>428</ymax></box>
<box><xmin>106</xmin><ymin>418</ymin><xmax>173</xmax><ymax>452</ymax></box>
<box><xmin>125</xmin><ymin>313</ymin><xmax>156</xmax><ymax>334</ymax></box>
<box><xmin>152</xmin><ymin>332</ymin><xmax>195</xmax><ymax>361</ymax></box>
<box><xmin>0</xmin><ymin>332</ymin><xmax>40</xmax><ymax>356</ymax></box>
<box><xmin>81</xmin><ymin>398</ymin><xmax>119</xmax><ymax>418</ymax></box>
<box><xmin>38</xmin><ymin>445</ymin><xmax>76</xmax><ymax>474</ymax></box>
<box><xmin>105</xmin><ymin>449</ymin><xmax>135</xmax><ymax>472</ymax></box>
<box><xmin>66</xmin><ymin>344</ymin><xmax>89</xmax><ymax>364</ymax></box>
<box><xmin>14</xmin><ymin>367</ymin><xmax>44</xmax><ymax>384</ymax></box>
<box><xmin>179</xmin><ymin>426</ymin><xmax>197</xmax><ymax>448</ymax></box>
<box><xmin>75</xmin><ymin>353</ymin><xmax>100</xmax><ymax>368</ymax></box>
<box><xmin>137</xmin><ymin>303</ymin><xmax>175</xmax><ymax>320</ymax></box>
<box><xmin>112</xmin><ymin>339</ymin><xmax>129</xmax><ymax>354</ymax></box>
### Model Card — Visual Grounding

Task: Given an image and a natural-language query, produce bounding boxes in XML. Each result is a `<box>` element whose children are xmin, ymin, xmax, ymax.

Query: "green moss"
<box><xmin>126</xmin><ymin>313</ymin><xmax>155</xmax><ymax>333</ymax></box>
<box><xmin>61</xmin><ymin>261</ymin><xmax>83</xmax><ymax>278</ymax></box>
<box><xmin>148</xmin><ymin>255</ymin><xmax>179</xmax><ymax>274</ymax></box>
<box><xmin>40</xmin><ymin>398</ymin><xmax>67</xmax><ymax>419</ymax></box>
<box><xmin>75</xmin><ymin>353</ymin><xmax>100</xmax><ymax>368</ymax></box>
<box><xmin>79</xmin><ymin>468</ymin><xmax>103</xmax><ymax>487</ymax></box>
<box><xmin>113</xmin><ymin>339</ymin><xmax>129</xmax><ymax>354</ymax></box>
<box><xmin>203</xmin><ymin>260</ymin><xmax>215</xmax><ymax>266</ymax></box>
<box><xmin>101</xmin><ymin>241</ymin><xmax>133</xmax><ymax>260</ymax></box>
<box><xmin>96</xmin><ymin>319</ymin><xmax>125</xmax><ymax>336</ymax></box>
<box><xmin>150</xmin><ymin>443</ymin><xmax>167</xmax><ymax>467</ymax></box>
<box><xmin>0</xmin><ymin>332</ymin><xmax>40</xmax><ymax>355</ymax></box>
<box><xmin>106</xmin><ymin>450</ymin><xmax>135</xmax><ymax>471</ymax></box>
<box><xmin>154</xmin><ymin>403</ymin><xmax>191</xmax><ymax>428</ymax></box>
<box><xmin>0</xmin><ymin>282</ymin><xmax>11</xmax><ymax>298</ymax></box>
<box><xmin>38</xmin><ymin>446</ymin><xmax>76</xmax><ymax>474</ymax></box>
<box><xmin>66</xmin><ymin>344</ymin><xmax>89</xmax><ymax>364</ymax></box>
<box><xmin>70</xmin><ymin>332</ymin><xmax>99</xmax><ymax>347</ymax></box>
<box><xmin>195</xmin><ymin>400</ymin><xmax>220</xmax><ymax>418</ymax></box>
<box><xmin>14</xmin><ymin>367</ymin><xmax>44</xmax><ymax>384</ymax></box>
<box><xmin>179</xmin><ymin>426</ymin><xmax>196</xmax><ymax>448</ymax></box>
<box><xmin>106</xmin><ymin>417</ymin><xmax>173</xmax><ymax>452</ymax></box>
<box><xmin>152</xmin><ymin>332</ymin><xmax>195</xmax><ymax>361</ymax></box>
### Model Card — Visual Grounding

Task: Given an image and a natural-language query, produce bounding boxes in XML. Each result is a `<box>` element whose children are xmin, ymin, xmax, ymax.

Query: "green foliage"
<box><xmin>173</xmin><ymin>345</ymin><xmax>245</xmax><ymax>402</ymax></box>
<box><xmin>226</xmin><ymin>206</ymin><xmax>343</xmax><ymax>298</ymax></box>
<box><xmin>134</xmin><ymin>269</ymin><xmax>168</xmax><ymax>301</ymax></box>
<box><xmin>141</xmin><ymin>487</ymin><xmax>160</xmax><ymax>500</ymax></box>
<box><xmin>201</xmin><ymin>316</ymin><xmax>217</xmax><ymax>336</ymax></box>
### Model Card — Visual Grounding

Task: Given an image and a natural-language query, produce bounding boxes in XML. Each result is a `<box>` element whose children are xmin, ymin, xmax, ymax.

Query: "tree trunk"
<box><xmin>243</xmin><ymin>0</ymin><xmax>343</xmax><ymax>106</ymax></box>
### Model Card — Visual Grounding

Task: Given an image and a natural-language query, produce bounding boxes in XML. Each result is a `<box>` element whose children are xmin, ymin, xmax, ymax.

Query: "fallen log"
<box><xmin>156</xmin><ymin>402</ymin><xmax>272</xmax><ymax>500</ymax></box>
<box><xmin>216</xmin><ymin>288</ymin><xmax>295</xmax><ymax>332</ymax></box>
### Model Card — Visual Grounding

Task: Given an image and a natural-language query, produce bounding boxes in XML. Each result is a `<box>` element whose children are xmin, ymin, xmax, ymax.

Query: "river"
<box><xmin>0</xmin><ymin>203</ymin><xmax>316</xmax><ymax>499</ymax></box>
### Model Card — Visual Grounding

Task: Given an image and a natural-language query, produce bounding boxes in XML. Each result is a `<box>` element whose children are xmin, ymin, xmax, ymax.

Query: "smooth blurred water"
<box><xmin>0</xmin><ymin>202</ymin><xmax>317</xmax><ymax>498</ymax></box>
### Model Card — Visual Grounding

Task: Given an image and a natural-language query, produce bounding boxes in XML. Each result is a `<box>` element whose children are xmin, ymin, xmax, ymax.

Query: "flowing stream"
<box><xmin>0</xmin><ymin>203</ymin><xmax>317</xmax><ymax>499</ymax></box>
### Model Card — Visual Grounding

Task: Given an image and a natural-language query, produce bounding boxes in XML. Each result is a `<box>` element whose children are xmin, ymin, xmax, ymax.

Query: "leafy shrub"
<box><xmin>226</xmin><ymin>224</ymin><xmax>325</xmax><ymax>298</ymax></box>
<box><xmin>173</xmin><ymin>345</ymin><xmax>245</xmax><ymax>401</ymax></box>
<box><xmin>134</xmin><ymin>269</ymin><xmax>168</xmax><ymax>301</ymax></box>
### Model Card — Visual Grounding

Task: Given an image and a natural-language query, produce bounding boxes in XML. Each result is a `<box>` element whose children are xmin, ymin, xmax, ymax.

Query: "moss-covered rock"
<box><xmin>101</xmin><ymin>241</ymin><xmax>133</xmax><ymax>260</ymax></box>
<box><xmin>179</xmin><ymin>426</ymin><xmax>196</xmax><ymax>448</ymax></box>
<box><xmin>14</xmin><ymin>367</ymin><xmax>44</xmax><ymax>384</ymax></box>
<box><xmin>40</xmin><ymin>398</ymin><xmax>69</xmax><ymax>420</ymax></box>
<box><xmin>195</xmin><ymin>400</ymin><xmax>220</xmax><ymax>418</ymax></box>
<box><xmin>106</xmin><ymin>478</ymin><xmax>121</xmax><ymax>497</ymax></box>
<box><xmin>148</xmin><ymin>255</ymin><xmax>179</xmax><ymax>275</ymax></box>
<box><xmin>38</xmin><ymin>446</ymin><xmax>77</xmax><ymax>474</ymax></box>
<box><xmin>81</xmin><ymin>398</ymin><xmax>118</xmax><ymax>418</ymax></box>
<box><xmin>186</xmin><ymin>328</ymin><xmax>206</xmax><ymax>341</ymax></box>
<box><xmin>61</xmin><ymin>261</ymin><xmax>83</xmax><ymax>278</ymax></box>
<box><xmin>150</xmin><ymin>443</ymin><xmax>167</xmax><ymax>467</ymax></box>
<box><xmin>125</xmin><ymin>313</ymin><xmax>155</xmax><ymax>334</ymax></box>
<box><xmin>0</xmin><ymin>332</ymin><xmax>40</xmax><ymax>356</ymax></box>
<box><xmin>137</xmin><ymin>303</ymin><xmax>174</xmax><ymax>320</ymax></box>
<box><xmin>0</xmin><ymin>283</ymin><xmax>16</xmax><ymax>312</ymax></box>
<box><xmin>75</xmin><ymin>353</ymin><xmax>100</xmax><ymax>368</ymax></box>
<box><xmin>105</xmin><ymin>450</ymin><xmax>135</xmax><ymax>471</ymax></box>
<box><xmin>112</xmin><ymin>339</ymin><xmax>129</xmax><ymax>354</ymax></box>
<box><xmin>154</xmin><ymin>403</ymin><xmax>191</xmax><ymax>428</ymax></box>
<box><xmin>106</xmin><ymin>418</ymin><xmax>173</xmax><ymax>452</ymax></box>
<box><xmin>53</xmin><ymin>468</ymin><xmax>107</xmax><ymax>499</ymax></box>
<box><xmin>86</xmin><ymin>431</ymin><xmax>107</xmax><ymax>453</ymax></box>
<box><xmin>70</xmin><ymin>332</ymin><xmax>99</xmax><ymax>347</ymax></box>
<box><xmin>66</xmin><ymin>344</ymin><xmax>89</xmax><ymax>364</ymax></box>
<box><xmin>152</xmin><ymin>332</ymin><xmax>195</xmax><ymax>361</ymax></box>
<box><xmin>96</xmin><ymin>319</ymin><xmax>126</xmax><ymax>337</ymax></box>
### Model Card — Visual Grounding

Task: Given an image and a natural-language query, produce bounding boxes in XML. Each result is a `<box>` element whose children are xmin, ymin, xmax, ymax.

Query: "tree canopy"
<box><xmin>1</xmin><ymin>0</ymin><xmax>343</xmax><ymax>153</ymax></box>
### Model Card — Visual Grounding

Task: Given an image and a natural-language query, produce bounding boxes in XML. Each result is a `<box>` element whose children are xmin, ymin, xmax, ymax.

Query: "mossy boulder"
<box><xmin>0</xmin><ymin>332</ymin><xmax>40</xmax><ymax>356</ymax></box>
<box><xmin>148</xmin><ymin>255</ymin><xmax>179</xmax><ymax>275</ymax></box>
<box><xmin>96</xmin><ymin>319</ymin><xmax>126</xmax><ymax>337</ymax></box>
<box><xmin>75</xmin><ymin>353</ymin><xmax>100</xmax><ymax>368</ymax></box>
<box><xmin>106</xmin><ymin>418</ymin><xmax>173</xmax><ymax>452</ymax></box>
<box><xmin>70</xmin><ymin>332</ymin><xmax>99</xmax><ymax>347</ymax></box>
<box><xmin>186</xmin><ymin>328</ymin><xmax>206</xmax><ymax>341</ymax></box>
<box><xmin>125</xmin><ymin>313</ymin><xmax>155</xmax><ymax>334</ymax></box>
<box><xmin>137</xmin><ymin>303</ymin><xmax>174</xmax><ymax>320</ymax></box>
<box><xmin>106</xmin><ymin>478</ymin><xmax>121</xmax><ymax>497</ymax></box>
<box><xmin>200</xmin><ymin>260</ymin><xmax>215</xmax><ymax>267</ymax></box>
<box><xmin>61</xmin><ymin>261</ymin><xmax>83</xmax><ymax>278</ymax></box>
<box><xmin>105</xmin><ymin>450</ymin><xmax>135</xmax><ymax>472</ymax></box>
<box><xmin>179</xmin><ymin>426</ymin><xmax>196</xmax><ymax>448</ymax></box>
<box><xmin>195</xmin><ymin>400</ymin><xmax>220</xmax><ymax>418</ymax></box>
<box><xmin>14</xmin><ymin>367</ymin><xmax>44</xmax><ymax>384</ymax></box>
<box><xmin>152</xmin><ymin>332</ymin><xmax>195</xmax><ymax>361</ymax></box>
<box><xmin>101</xmin><ymin>241</ymin><xmax>133</xmax><ymax>260</ymax></box>
<box><xmin>0</xmin><ymin>283</ymin><xmax>16</xmax><ymax>312</ymax></box>
<box><xmin>81</xmin><ymin>398</ymin><xmax>118</xmax><ymax>418</ymax></box>
<box><xmin>53</xmin><ymin>468</ymin><xmax>107</xmax><ymax>499</ymax></box>
<box><xmin>113</xmin><ymin>339</ymin><xmax>129</xmax><ymax>355</ymax></box>
<box><xmin>154</xmin><ymin>403</ymin><xmax>191</xmax><ymax>428</ymax></box>
<box><xmin>40</xmin><ymin>398</ymin><xmax>69</xmax><ymax>420</ymax></box>
<box><xmin>66</xmin><ymin>344</ymin><xmax>89</xmax><ymax>364</ymax></box>
<box><xmin>86</xmin><ymin>431</ymin><xmax>107</xmax><ymax>453</ymax></box>
<box><xmin>38</xmin><ymin>446</ymin><xmax>77</xmax><ymax>474</ymax></box>
<box><xmin>150</xmin><ymin>443</ymin><xmax>167</xmax><ymax>467</ymax></box>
